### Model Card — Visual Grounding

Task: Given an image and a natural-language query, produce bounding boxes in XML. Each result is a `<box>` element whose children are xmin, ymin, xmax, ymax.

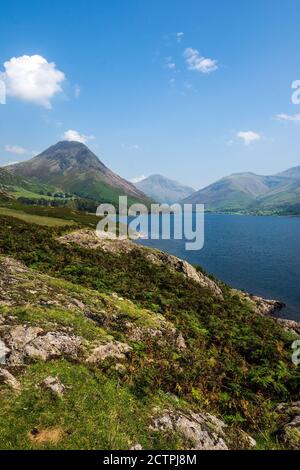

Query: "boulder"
<box><xmin>0</xmin><ymin>368</ymin><xmax>20</xmax><ymax>391</ymax></box>
<box><xmin>276</xmin><ymin>401</ymin><xmax>300</xmax><ymax>449</ymax></box>
<box><xmin>87</xmin><ymin>341</ymin><xmax>132</xmax><ymax>363</ymax></box>
<box><xmin>40</xmin><ymin>376</ymin><xmax>65</xmax><ymax>397</ymax></box>
<box><xmin>24</xmin><ymin>331</ymin><xmax>82</xmax><ymax>362</ymax></box>
<box><xmin>0</xmin><ymin>339</ymin><xmax>10</xmax><ymax>365</ymax></box>
<box><xmin>6</xmin><ymin>325</ymin><xmax>82</xmax><ymax>365</ymax></box>
<box><xmin>151</xmin><ymin>409</ymin><xmax>228</xmax><ymax>450</ymax></box>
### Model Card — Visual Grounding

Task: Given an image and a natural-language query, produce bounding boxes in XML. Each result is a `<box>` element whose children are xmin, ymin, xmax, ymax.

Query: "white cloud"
<box><xmin>275</xmin><ymin>113</ymin><xmax>300</xmax><ymax>122</ymax></box>
<box><xmin>165</xmin><ymin>56</ymin><xmax>176</xmax><ymax>70</ymax></box>
<box><xmin>184</xmin><ymin>48</ymin><xmax>218</xmax><ymax>74</ymax></box>
<box><xmin>237</xmin><ymin>131</ymin><xmax>261</xmax><ymax>146</ymax></box>
<box><xmin>2</xmin><ymin>55</ymin><xmax>65</xmax><ymax>108</ymax></box>
<box><xmin>131</xmin><ymin>175</ymin><xmax>146</xmax><ymax>183</ymax></box>
<box><xmin>62</xmin><ymin>129</ymin><xmax>94</xmax><ymax>144</ymax></box>
<box><xmin>4</xmin><ymin>144</ymin><xmax>34</xmax><ymax>155</ymax></box>
<box><xmin>176</xmin><ymin>32</ymin><xmax>184</xmax><ymax>43</ymax></box>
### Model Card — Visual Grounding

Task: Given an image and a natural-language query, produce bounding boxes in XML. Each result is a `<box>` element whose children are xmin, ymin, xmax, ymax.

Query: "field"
<box><xmin>0</xmin><ymin>207</ymin><xmax>76</xmax><ymax>227</ymax></box>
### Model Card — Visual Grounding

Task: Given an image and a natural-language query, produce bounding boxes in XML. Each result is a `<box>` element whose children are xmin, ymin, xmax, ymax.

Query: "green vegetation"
<box><xmin>0</xmin><ymin>361</ymin><xmax>182</xmax><ymax>450</ymax></box>
<box><xmin>185</xmin><ymin>170</ymin><xmax>300</xmax><ymax>216</ymax></box>
<box><xmin>0</xmin><ymin>207</ymin><xmax>75</xmax><ymax>226</ymax></box>
<box><xmin>0</xmin><ymin>214</ymin><xmax>299</xmax><ymax>450</ymax></box>
<box><xmin>6</xmin><ymin>141</ymin><xmax>151</xmax><ymax>207</ymax></box>
<box><xmin>0</xmin><ymin>199</ymin><xmax>100</xmax><ymax>226</ymax></box>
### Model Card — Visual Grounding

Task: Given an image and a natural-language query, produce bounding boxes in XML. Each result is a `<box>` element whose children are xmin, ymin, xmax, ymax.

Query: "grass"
<box><xmin>10</xmin><ymin>188</ymin><xmax>56</xmax><ymax>200</ymax></box>
<box><xmin>0</xmin><ymin>214</ymin><xmax>299</xmax><ymax>449</ymax></box>
<box><xmin>0</xmin><ymin>360</ymin><xmax>181</xmax><ymax>450</ymax></box>
<box><xmin>0</xmin><ymin>199</ymin><xmax>100</xmax><ymax>226</ymax></box>
<box><xmin>3</xmin><ymin>304</ymin><xmax>113</xmax><ymax>343</ymax></box>
<box><xmin>0</xmin><ymin>207</ymin><xmax>75</xmax><ymax>226</ymax></box>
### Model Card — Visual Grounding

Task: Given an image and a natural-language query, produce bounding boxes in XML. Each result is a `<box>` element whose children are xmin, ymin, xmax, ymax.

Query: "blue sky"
<box><xmin>1</xmin><ymin>0</ymin><xmax>300</xmax><ymax>189</ymax></box>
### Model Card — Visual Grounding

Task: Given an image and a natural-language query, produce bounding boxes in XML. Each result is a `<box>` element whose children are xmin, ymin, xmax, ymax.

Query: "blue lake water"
<box><xmin>135</xmin><ymin>214</ymin><xmax>300</xmax><ymax>321</ymax></box>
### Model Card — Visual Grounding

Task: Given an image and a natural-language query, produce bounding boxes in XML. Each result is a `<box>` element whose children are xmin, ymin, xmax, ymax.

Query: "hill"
<box><xmin>135</xmin><ymin>174</ymin><xmax>195</xmax><ymax>204</ymax></box>
<box><xmin>0</xmin><ymin>214</ymin><xmax>299</xmax><ymax>449</ymax></box>
<box><xmin>182</xmin><ymin>169</ymin><xmax>300</xmax><ymax>214</ymax></box>
<box><xmin>6</xmin><ymin>141</ymin><xmax>150</xmax><ymax>206</ymax></box>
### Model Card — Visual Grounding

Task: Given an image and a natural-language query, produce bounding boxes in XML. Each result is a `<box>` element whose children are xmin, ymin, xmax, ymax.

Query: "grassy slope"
<box><xmin>0</xmin><ymin>214</ymin><xmax>299</xmax><ymax>449</ymax></box>
<box><xmin>0</xmin><ymin>199</ymin><xmax>100</xmax><ymax>226</ymax></box>
<box><xmin>0</xmin><ymin>207</ymin><xmax>76</xmax><ymax>226</ymax></box>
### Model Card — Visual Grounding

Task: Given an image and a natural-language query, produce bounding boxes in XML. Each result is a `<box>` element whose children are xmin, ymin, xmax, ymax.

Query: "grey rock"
<box><xmin>87</xmin><ymin>341</ymin><xmax>132</xmax><ymax>363</ymax></box>
<box><xmin>145</xmin><ymin>251</ymin><xmax>223</xmax><ymax>299</ymax></box>
<box><xmin>130</xmin><ymin>444</ymin><xmax>142</xmax><ymax>450</ymax></box>
<box><xmin>151</xmin><ymin>409</ymin><xmax>228</xmax><ymax>450</ymax></box>
<box><xmin>0</xmin><ymin>339</ymin><xmax>10</xmax><ymax>364</ymax></box>
<box><xmin>6</xmin><ymin>325</ymin><xmax>82</xmax><ymax>365</ymax></box>
<box><xmin>24</xmin><ymin>331</ymin><xmax>82</xmax><ymax>361</ymax></box>
<box><xmin>0</xmin><ymin>368</ymin><xmax>20</xmax><ymax>391</ymax></box>
<box><xmin>275</xmin><ymin>401</ymin><xmax>300</xmax><ymax>449</ymax></box>
<box><xmin>40</xmin><ymin>376</ymin><xmax>65</xmax><ymax>397</ymax></box>
<box><xmin>276</xmin><ymin>318</ymin><xmax>300</xmax><ymax>336</ymax></box>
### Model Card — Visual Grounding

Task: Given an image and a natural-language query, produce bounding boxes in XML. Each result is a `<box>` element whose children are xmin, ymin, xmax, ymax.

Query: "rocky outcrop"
<box><xmin>58</xmin><ymin>229</ymin><xmax>135</xmax><ymax>253</ymax></box>
<box><xmin>40</xmin><ymin>376</ymin><xmax>65</xmax><ymax>397</ymax></box>
<box><xmin>275</xmin><ymin>402</ymin><xmax>300</xmax><ymax>449</ymax></box>
<box><xmin>233</xmin><ymin>290</ymin><xmax>284</xmax><ymax>316</ymax></box>
<box><xmin>151</xmin><ymin>409</ymin><xmax>229</xmax><ymax>450</ymax></box>
<box><xmin>151</xmin><ymin>409</ymin><xmax>257</xmax><ymax>450</ymax></box>
<box><xmin>0</xmin><ymin>338</ymin><xmax>10</xmax><ymax>364</ymax></box>
<box><xmin>5</xmin><ymin>325</ymin><xmax>82</xmax><ymax>365</ymax></box>
<box><xmin>0</xmin><ymin>257</ymin><xmax>93</xmax><ymax>312</ymax></box>
<box><xmin>233</xmin><ymin>289</ymin><xmax>300</xmax><ymax>336</ymax></box>
<box><xmin>0</xmin><ymin>368</ymin><xmax>20</xmax><ymax>391</ymax></box>
<box><xmin>276</xmin><ymin>318</ymin><xmax>300</xmax><ymax>336</ymax></box>
<box><xmin>143</xmin><ymin>249</ymin><xmax>223</xmax><ymax>298</ymax></box>
<box><xmin>250</xmin><ymin>296</ymin><xmax>284</xmax><ymax>316</ymax></box>
<box><xmin>124</xmin><ymin>322</ymin><xmax>186</xmax><ymax>350</ymax></box>
<box><xmin>87</xmin><ymin>341</ymin><xmax>132</xmax><ymax>363</ymax></box>
<box><xmin>58</xmin><ymin>229</ymin><xmax>223</xmax><ymax>298</ymax></box>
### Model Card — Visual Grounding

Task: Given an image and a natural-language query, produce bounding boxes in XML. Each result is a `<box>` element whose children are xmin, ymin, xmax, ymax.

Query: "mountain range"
<box><xmin>5</xmin><ymin>141</ymin><xmax>150</xmax><ymax>206</ymax></box>
<box><xmin>1</xmin><ymin>141</ymin><xmax>300</xmax><ymax>215</ymax></box>
<box><xmin>135</xmin><ymin>174</ymin><xmax>195</xmax><ymax>204</ymax></box>
<box><xmin>183</xmin><ymin>167</ymin><xmax>300</xmax><ymax>214</ymax></box>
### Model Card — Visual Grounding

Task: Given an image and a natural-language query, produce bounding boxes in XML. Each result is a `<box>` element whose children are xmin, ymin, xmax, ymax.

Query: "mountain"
<box><xmin>6</xmin><ymin>141</ymin><xmax>150</xmax><ymax>206</ymax></box>
<box><xmin>182</xmin><ymin>168</ymin><xmax>300</xmax><ymax>214</ymax></box>
<box><xmin>135</xmin><ymin>174</ymin><xmax>195</xmax><ymax>204</ymax></box>
<box><xmin>277</xmin><ymin>165</ymin><xmax>300</xmax><ymax>179</ymax></box>
<box><xmin>182</xmin><ymin>172</ymin><xmax>281</xmax><ymax>210</ymax></box>
<box><xmin>251</xmin><ymin>166</ymin><xmax>300</xmax><ymax>213</ymax></box>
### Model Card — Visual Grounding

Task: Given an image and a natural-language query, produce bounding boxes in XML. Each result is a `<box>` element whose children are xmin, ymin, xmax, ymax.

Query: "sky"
<box><xmin>1</xmin><ymin>0</ymin><xmax>300</xmax><ymax>189</ymax></box>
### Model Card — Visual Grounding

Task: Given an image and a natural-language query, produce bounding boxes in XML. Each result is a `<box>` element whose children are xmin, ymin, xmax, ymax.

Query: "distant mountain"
<box><xmin>255</xmin><ymin>171</ymin><xmax>300</xmax><ymax>212</ymax></box>
<box><xmin>182</xmin><ymin>168</ymin><xmax>300</xmax><ymax>214</ymax></box>
<box><xmin>277</xmin><ymin>165</ymin><xmax>300</xmax><ymax>179</ymax></box>
<box><xmin>135</xmin><ymin>174</ymin><xmax>195</xmax><ymax>204</ymax></box>
<box><xmin>6</xmin><ymin>141</ymin><xmax>150</xmax><ymax>206</ymax></box>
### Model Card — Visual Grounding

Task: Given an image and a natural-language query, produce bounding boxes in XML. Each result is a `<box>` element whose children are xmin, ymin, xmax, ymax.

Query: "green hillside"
<box><xmin>7</xmin><ymin>141</ymin><xmax>151</xmax><ymax>207</ymax></box>
<box><xmin>0</xmin><ymin>214</ymin><xmax>299</xmax><ymax>449</ymax></box>
<box><xmin>183</xmin><ymin>169</ymin><xmax>300</xmax><ymax>215</ymax></box>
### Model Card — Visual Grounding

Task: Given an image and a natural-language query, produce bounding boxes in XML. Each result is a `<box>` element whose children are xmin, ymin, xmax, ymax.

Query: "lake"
<box><xmin>136</xmin><ymin>214</ymin><xmax>300</xmax><ymax>322</ymax></box>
